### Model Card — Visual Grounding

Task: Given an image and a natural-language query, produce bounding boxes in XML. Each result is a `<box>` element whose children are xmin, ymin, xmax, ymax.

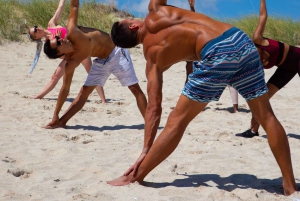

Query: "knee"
<box><xmin>256</xmin><ymin>111</ymin><xmax>276</xmax><ymax>126</ymax></box>
<box><xmin>128</xmin><ymin>84</ymin><xmax>142</xmax><ymax>96</ymax></box>
<box><xmin>166</xmin><ymin>110</ymin><xmax>188</xmax><ymax>132</ymax></box>
<box><xmin>80</xmin><ymin>86</ymin><xmax>94</xmax><ymax>98</ymax></box>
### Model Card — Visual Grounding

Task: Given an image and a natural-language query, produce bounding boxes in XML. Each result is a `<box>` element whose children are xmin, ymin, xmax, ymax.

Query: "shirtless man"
<box><xmin>44</xmin><ymin>0</ymin><xmax>147</xmax><ymax>129</ymax></box>
<box><xmin>107</xmin><ymin>0</ymin><xmax>297</xmax><ymax>195</ymax></box>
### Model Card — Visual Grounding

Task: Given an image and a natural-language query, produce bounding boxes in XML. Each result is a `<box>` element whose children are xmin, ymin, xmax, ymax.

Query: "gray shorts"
<box><xmin>84</xmin><ymin>47</ymin><xmax>138</xmax><ymax>87</ymax></box>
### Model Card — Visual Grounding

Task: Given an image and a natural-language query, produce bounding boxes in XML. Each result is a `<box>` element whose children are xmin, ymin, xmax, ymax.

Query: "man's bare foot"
<box><xmin>107</xmin><ymin>175</ymin><xmax>142</xmax><ymax>186</ymax></box>
<box><xmin>233</xmin><ymin>104</ymin><xmax>239</xmax><ymax>113</ymax></box>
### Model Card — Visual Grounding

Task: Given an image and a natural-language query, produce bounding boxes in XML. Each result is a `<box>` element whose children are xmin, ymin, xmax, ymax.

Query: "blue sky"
<box><xmin>104</xmin><ymin>0</ymin><xmax>300</xmax><ymax>21</ymax></box>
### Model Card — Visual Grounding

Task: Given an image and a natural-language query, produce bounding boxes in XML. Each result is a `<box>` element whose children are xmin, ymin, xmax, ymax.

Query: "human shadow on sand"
<box><xmin>287</xmin><ymin>133</ymin><xmax>300</xmax><ymax>140</ymax></box>
<box><xmin>44</xmin><ymin>98</ymin><xmax>119</xmax><ymax>103</ymax></box>
<box><xmin>65</xmin><ymin>124</ymin><xmax>164</xmax><ymax>131</ymax></box>
<box><xmin>143</xmin><ymin>173</ymin><xmax>297</xmax><ymax>195</ymax></box>
<box><xmin>235</xmin><ymin>132</ymin><xmax>300</xmax><ymax>140</ymax></box>
<box><xmin>214</xmin><ymin>107</ymin><xmax>250</xmax><ymax>113</ymax></box>
<box><xmin>254</xmin><ymin>133</ymin><xmax>300</xmax><ymax>140</ymax></box>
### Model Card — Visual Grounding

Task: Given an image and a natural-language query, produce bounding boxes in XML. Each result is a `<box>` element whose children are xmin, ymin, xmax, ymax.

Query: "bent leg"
<box><xmin>250</xmin><ymin>67</ymin><xmax>296</xmax><ymax>133</ymax></box>
<box><xmin>128</xmin><ymin>83</ymin><xmax>147</xmax><ymax>118</ymax></box>
<box><xmin>250</xmin><ymin>82</ymin><xmax>279</xmax><ymax>133</ymax></box>
<box><xmin>81</xmin><ymin>57</ymin><xmax>106</xmax><ymax>103</ymax></box>
<box><xmin>109</xmin><ymin>95</ymin><xmax>207</xmax><ymax>185</ymax></box>
<box><xmin>58</xmin><ymin>85</ymin><xmax>96</xmax><ymax>126</ymax></box>
<box><xmin>247</xmin><ymin>94</ymin><xmax>297</xmax><ymax>195</ymax></box>
<box><xmin>34</xmin><ymin>59</ymin><xmax>66</xmax><ymax>99</ymax></box>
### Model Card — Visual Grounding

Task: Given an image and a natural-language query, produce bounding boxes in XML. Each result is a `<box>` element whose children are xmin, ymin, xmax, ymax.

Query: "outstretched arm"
<box><xmin>123</xmin><ymin>61</ymin><xmax>163</xmax><ymax>176</ymax></box>
<box><xmin>48</xmin><ymin>0</ymin><xmax>66</xmax><ymax>27</ymax></box>
<box><xmin>45</xmin><ymin>59</ymin><xmax>80</xmax><ymax>129</ymax></box>
<box><xmin>67</xmin><ymin>0</ymin><xmax>79</xmax><ymax>32</ymax></box>
<box><xmin>252</xmin><ymin>0</ymin><xmax>267</xmax><ymax>44</ymax></box>
<box><xmin>188</xmin><ymin>0</ymin><xmax>195</xmax><ymax>12</ymax></box>
<box><xmin>149</xmin><ymin>0</ymin><xmax>167</xmax><ymax>11</ymax></box>
<box><xmin>34</xmin><ymin>60</ymin><xmax>66</xmax><ymax>99</ymax></box>
<box><xmin>184</xmin><ymin>0</ymin><xmax>195</xmax><ymax>84</ymax></box>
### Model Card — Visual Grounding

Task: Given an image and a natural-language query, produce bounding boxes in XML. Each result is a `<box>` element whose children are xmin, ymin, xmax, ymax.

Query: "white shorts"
<box><xmin>84</xmin><ymin>47</ymin><xmax>138</xmax><ymax>87</ymax></box>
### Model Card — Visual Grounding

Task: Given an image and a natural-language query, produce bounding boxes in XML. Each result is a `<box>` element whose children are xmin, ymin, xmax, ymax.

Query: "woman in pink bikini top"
<box><xmin>28</xmin><ymin>0</ymin><xmax>67</xmax><ymax>41</ymax></box>
<box><xmin>28</xmin><ymin>26</ymin><xmax>67</xmax><ymax>41</ymax></box>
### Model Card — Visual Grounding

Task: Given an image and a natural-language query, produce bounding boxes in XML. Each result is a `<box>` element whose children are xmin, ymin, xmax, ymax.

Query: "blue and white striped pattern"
<box><xmin>182</xmin><ymin>27</ymin><xmax>268</xmax><ymax>102</ymax></box>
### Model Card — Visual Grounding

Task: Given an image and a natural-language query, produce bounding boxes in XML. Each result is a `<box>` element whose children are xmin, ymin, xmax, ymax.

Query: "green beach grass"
<box><xmin>0</xmin><ymin>0</ymin><xmax>299</xmax><ymax>45</ymax></box>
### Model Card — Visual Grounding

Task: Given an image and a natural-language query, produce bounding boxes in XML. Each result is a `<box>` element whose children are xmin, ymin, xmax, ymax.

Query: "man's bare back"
<box><xmin>140</xmin><ymin>5</ymin><xmax>232</xmax><ymax>68</ymax></box>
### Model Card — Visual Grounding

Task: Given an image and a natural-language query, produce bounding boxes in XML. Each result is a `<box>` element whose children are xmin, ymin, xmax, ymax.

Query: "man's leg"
<box><xmin>250</xmin><ymin>82</ymin><xmax>279</xmax><ymax>133</ymax></box>
<box><xmin>247</xmin><ymin>67</ymin><xmax>296</xmax><ymax>134</ymax></box>
<box><xmin>81</xmin><ymin>57</ymin><xmax>106</xmax><ymax>103</ymax></box>
<box><xmin>108</xmin><ymin>95</ymin><xmax>207</xmax><ymax>185</ymax></box>
<box><xmin>58</xmin><ymin>85</ymin><xmax>96</xmax><ymax>127</ymax></box>
<box><xmin>247</xmin><ymin>93</ymin><xmax>297</xmax><ymax>195</ymax></box>
<box><xmin>128</xmin><ymin>83</ymin><xmax>147</xmax><ymax>118</ymax></box>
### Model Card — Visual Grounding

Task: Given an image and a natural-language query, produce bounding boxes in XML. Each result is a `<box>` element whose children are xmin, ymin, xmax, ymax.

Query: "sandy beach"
<box><xmin>0</xmin><ymin>41</ymin><xmax>299</xmax><ymax>201</ymax></box>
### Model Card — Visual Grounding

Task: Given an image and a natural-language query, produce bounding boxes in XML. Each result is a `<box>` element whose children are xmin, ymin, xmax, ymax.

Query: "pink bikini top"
<box><xmin>47</xmin><ymin>27</ymin><xmax>67</xmax><ymax>40</ymax></box>
<box><xmin>254</xmin><ymin>38</ymin><xmax>284</xmax><ymax>69</ymax></box>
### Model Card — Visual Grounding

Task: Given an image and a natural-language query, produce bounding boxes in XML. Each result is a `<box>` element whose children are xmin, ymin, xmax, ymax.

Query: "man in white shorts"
<box><xmin>46</xmin><ymin>46</ymin><xmax>147</xmax><ymax>129</ymax></box>
<box><xmin>44</xmin><ymin>0</ymin><xmax>147</xmax><ymax>129</ymax></box>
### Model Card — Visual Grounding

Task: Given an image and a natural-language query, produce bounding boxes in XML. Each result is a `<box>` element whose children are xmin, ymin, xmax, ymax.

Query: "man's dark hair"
<box><xmin>43</xmin><ymin>40</ymin><xmax>64</xmax><ymax>59</ymax></box>
<box><xmin>111</xmin><ymin>21</ymin><xmax>138</xmax><ymax>48</ymax></box>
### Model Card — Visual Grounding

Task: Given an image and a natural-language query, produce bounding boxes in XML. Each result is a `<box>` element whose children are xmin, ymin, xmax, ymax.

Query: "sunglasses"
<box><xmin>33</xmin><ymin>25</ymin><xmax>38</xmax><ymax>33</ymax></box>
<box><xmin>27</xmin><ymin>25</ymin><xmax>40</xmax><ymax>42</ymax></box>
<box><xmin>55</xmin><ymin>35</ymin><xmax>61</xmax><ymax>46</ymax></box>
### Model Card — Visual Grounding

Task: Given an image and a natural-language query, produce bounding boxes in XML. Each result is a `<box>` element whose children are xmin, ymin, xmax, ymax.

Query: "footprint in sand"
<box><xmin>7</xmin><ymin>168</ymin><xmax>31</xmax><ymax>178</ymax></box>
<box><xmin>53</xmin><ymin>133</ymin><xmax>95</xmax><ymax>144</ymax></box>
<box><xmin>81</xmin><ymin>107</ymin><xmax>98</xmax><ymax>113</ymax></box>
<box><xmin>9</xmin><ymin>91</ymin><xmax>19</xmax><ymax>95</ymax></box>
<box><xmin>2</xmin><ymin>156</ymin><xmax>16</xmax><ymax>163</ymax></box>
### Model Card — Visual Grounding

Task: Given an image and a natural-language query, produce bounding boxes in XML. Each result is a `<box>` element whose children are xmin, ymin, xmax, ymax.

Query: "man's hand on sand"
<box><xmin>44</xmin><ymin>116</ymin><xmax>65</xmax><ymax>129</ymax></box>
<box><xmin>123</xmin><ymin>152</ymin><xmax>147</xmax><ymax>176</ymax></box>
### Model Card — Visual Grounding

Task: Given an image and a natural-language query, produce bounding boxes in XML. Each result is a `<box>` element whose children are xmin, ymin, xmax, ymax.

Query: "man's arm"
<box><xmin>124</xmin><ymin>61</ymin><xmax>163</xmax><ymax>176</ymax></box>
<box><xmin>188</xmin><ymin>0</ymin><xmax>195</xmax><ymax>12</ymax></box>
<box><xmin>45</xmin><ymin>59</ymin><xmax>80</xmax><ymax>129</ymax></box>
<box><xmin>184</xmin><ymin>0</ymin><xmax>195</xmax><ymax>84</ymax></box>
<box><xmin>143</xmin><ymin>62</ymin><xmax>164</xmax><ymax>150</ymax></box>
<box><xmin>149</xmin><ymin>0</ymin><xmax>167</xmax><ymax>12</ymax></box>
<box><xmin>67</xmin><ymin>0</ymin><xmax>79</xmax><ymax>33</ymax></box>
<box><xmin>252</xmin><ymin>0</ymin><xmax>267</xmax><ymax>44</ymax></box>
<box><xmin>48</xmin><ymin>0</ymin><xmax>66</xmax><ymax>27</ymax></box>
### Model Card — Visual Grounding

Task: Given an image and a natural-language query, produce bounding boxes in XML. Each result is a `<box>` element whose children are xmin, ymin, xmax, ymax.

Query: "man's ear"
<box><xmin>129</xmin><ymin>24</ymin><xmax>139</xmax><ymax>31</ymax></box>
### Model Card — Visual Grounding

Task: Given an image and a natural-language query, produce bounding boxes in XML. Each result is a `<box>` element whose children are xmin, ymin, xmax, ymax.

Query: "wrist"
<box><xmin>142</xmin><ymin>147</ymin><xmax>150</xmax><ymax>154</ymax></box>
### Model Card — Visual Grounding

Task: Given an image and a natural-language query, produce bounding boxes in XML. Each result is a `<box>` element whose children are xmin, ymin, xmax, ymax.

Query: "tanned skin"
<box><xmin>107</xmin><ymin>0</ymin><xmax>297</xmax><ymax>196</ymax></box>
<box><xmin>45</xmin><ymin>0</ymin><xmax>147</xmax><ymax>129</ymax></box>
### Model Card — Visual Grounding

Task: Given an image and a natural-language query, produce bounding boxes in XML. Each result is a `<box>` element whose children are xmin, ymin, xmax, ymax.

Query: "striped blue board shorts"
<box><xmin>84</xmin><ymin>46</ymin><xmax>138</xmax><ymax>87</ymax></box>
<box><xmin>182</xmin><ymin>27</ymin><xmax>268</xmax><ymax>103</ymax></box>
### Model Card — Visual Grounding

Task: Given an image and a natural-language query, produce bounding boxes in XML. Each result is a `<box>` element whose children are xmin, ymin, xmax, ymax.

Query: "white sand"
<box><xmin>0</xmin><ymin>41</ymin><xmax>299</xmax><ymax>201</ymax></box>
